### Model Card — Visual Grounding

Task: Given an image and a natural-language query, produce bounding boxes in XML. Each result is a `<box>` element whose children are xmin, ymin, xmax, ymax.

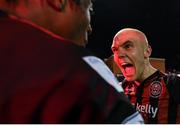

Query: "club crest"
<box><xmin>149</xmin><ymin>81</ymin><xmax>163</xmax><ymax>98</ymax></box>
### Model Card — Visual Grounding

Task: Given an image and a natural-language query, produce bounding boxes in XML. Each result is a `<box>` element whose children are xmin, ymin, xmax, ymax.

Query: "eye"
<box><xmin>124</xmin><ymin>43</ymin><xmax>132</xmax><ymax>49</ymax></box>
<box><xmin>124</xmin><ymin>44</ymin><xmax>130</xmax><ymax>49</ymax></box>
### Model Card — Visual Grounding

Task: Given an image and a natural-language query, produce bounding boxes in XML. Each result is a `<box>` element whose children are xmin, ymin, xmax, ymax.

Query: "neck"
<box><xmin>141</xmin><ymin>64</ymin><xmax>157</xmax><ymax>82</ymax></box>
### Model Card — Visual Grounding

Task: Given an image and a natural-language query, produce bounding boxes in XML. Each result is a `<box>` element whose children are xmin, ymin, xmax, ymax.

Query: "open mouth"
<box><xmin>121</xmin><ymin>63</ymin><xmax>135</xmax><ymax>76</ymax></box>
<box><xmin>121</xmin><ymin>63</ymin><xmax>133</xmax><ymax>69</ymax></box>
<box><xmin>121</xmin><ymin>62</ymin><xmax>133</xmax><ymax>67</ymax></box>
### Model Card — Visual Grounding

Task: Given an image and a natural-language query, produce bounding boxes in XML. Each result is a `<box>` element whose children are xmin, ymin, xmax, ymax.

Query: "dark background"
<box><xmin>87</xmin><ymin>0</ymin><xmax>180</xmax><ymax>72</ymax></box>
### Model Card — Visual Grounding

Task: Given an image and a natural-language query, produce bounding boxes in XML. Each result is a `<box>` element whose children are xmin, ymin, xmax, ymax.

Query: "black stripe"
<box><xmin>168</xmin><ymin>96</ymin><xmax>177</xmax><ymax>123</ymax></box>
<box><xmin>135</xmin><ymin>84</ymin><xmax>144</xmax><ymax>112</ymax></box>
<box><xmin>148</xmin><ymin>97</ymin><xmax>158</xmax><ymax>123</ymax></box>
<box><xmin>166</xmin><ymin>73</ymin><xmax>177</xmax><ymax>123</ymax></box>
<box><xmin>136</xmin><ymin>85</ymin><xmax>143</xmax><ymax>104</ymax></box>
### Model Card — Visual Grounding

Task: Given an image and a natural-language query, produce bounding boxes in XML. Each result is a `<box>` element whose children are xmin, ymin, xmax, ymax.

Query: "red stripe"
<box><xmin>157</xmin><ymin>78</ymin><xmax>169</xmax><ymax>123</ymax></box>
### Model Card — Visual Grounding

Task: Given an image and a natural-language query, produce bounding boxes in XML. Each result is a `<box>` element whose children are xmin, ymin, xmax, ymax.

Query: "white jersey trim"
<box><xmin>122</xmin><ymin>111</ymin><xmax>144</xmax><ymax>124</ymax></box>
<box><xmin>83</xmin><ymin>56</ymin><xmax>123</xmax><ymax>93</ymax></box>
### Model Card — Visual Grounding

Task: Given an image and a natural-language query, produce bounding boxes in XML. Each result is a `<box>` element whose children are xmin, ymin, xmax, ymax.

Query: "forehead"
<box><xmin>112</xmin><ymin>31</ymin><xmax>140</xmax><ymax>47</ymax></box>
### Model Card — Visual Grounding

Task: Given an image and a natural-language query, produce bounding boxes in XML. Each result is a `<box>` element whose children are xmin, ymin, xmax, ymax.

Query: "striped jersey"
<box><xmin>122</xmin><ymin>70</ymin><xmax>180</xmax><ymax>124</ymax></box>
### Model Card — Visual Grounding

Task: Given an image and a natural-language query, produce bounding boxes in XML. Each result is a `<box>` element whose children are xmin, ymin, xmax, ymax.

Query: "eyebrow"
<box><xmin>111</xmin><ymin>39</ymin><xmax>133</xmax><ymax>49</ymax></box>
<box><xmin>115</xmin><ymin>40</ymin><xmax>133</xmax><ymax>47</ymax></box>
<box><xmin>121</xmin><ymin>40</ymin><xmax>133</xmax><ymax>46</ymax></box>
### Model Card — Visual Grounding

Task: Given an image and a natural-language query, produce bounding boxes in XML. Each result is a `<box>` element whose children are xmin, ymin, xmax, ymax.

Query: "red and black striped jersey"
<box><xmin>122</xmin><ymin>70</ymin><xmax>180</xmax><ymax>124</ymax></box>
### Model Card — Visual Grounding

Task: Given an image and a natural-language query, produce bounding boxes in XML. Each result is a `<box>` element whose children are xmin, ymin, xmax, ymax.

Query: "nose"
<box><xmin>118</xmin><ymin>48</ymin><xmax>127</xmax><ymax>59</ymax></box>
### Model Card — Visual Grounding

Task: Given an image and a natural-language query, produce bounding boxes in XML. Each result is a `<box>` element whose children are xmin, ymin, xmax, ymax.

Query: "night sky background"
<box><xmin>86</xmin><ymin>0</ymin><xmax>180</xmax><ymax>72</ymax></box>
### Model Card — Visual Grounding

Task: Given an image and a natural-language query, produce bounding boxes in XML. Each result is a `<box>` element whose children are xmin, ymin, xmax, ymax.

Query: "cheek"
<box><xmin>85</xmin><ymin>11</ymin><xmax>91</xmax><ymax>28</ymax></box>
<box><xmin>86</xmin><ymin>9</ymin><xmax>91</xmax><ymax>20</ymax></box>
<box><xmin>114</xmin><ymin>55</ymin><xmax>122</xmax><ymax>68</ymax></box>
<box><xmin>133</xmin><ymin>54</ymin><xmax>145</xmax><ymax>71</ymax></box>
<box><xmin>131</xmin><ymin>49</ymin><xmax>144</xmax><ymax>60</ymax></box>
<box><xmin>80</xmin><ymin>11</ymin><xmax>91</xmax><ymax>31</ymax></box>
<box><xmin>114</xmin><ymin>54</ymin><xmax>119</xmax><ymax>63</ymax></box>
<box><xmin>81</xmin><ymin>8</ymin><xmax>91</xmax><ymax>22</ymax></box>
<box><xmin>75</xmin><ymin>13</ymin><xmax>89</xmax><ymax>34</ymax></box>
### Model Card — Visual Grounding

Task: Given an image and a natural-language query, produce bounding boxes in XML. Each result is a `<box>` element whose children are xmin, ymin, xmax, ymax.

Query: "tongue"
<box><xmin>125</xmin><ymin>66</ymin><xmax>135</xmax><ymax>76</ymax></box>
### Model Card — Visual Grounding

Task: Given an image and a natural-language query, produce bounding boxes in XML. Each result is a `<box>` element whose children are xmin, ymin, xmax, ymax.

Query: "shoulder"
<box><xmin>82</xmin><ymin>56</ymin><xmax>124</xmax><ymax>93</ymax></box>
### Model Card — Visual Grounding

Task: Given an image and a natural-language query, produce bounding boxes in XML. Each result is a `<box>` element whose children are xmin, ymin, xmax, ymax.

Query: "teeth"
<box><xmin>121</xmin><ymin>63</ymin><xmax>129</xmax><ymax>66</ymax></box>
<box><xmin>121</xmin><ymin>63</ymin><xmax>133</xmax><ymax>69</ymax></box>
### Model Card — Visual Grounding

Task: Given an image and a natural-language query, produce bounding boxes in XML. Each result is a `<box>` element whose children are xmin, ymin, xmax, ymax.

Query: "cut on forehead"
<box><xmin>113</xmin><ymin>28</ymin><xmax>149</xmax><ymax>45</ymax></box>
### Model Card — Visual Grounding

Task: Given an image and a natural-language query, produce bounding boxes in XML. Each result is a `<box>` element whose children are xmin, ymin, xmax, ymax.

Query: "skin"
<box><xmin>111</xmin><ymin>28</ymin><xmax>157</xmax><ymax>83</ymax></box>
<box><xmin>0</xmin><ymin>0</ymin><xmax>93</xmax><ymax>47</ymax></box>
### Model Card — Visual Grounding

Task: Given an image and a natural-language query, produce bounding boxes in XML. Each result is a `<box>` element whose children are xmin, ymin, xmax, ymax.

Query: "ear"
<box><xmin>46</xmin><ymin>0</ymin><xmax>67</xmax><ymax>12</ymax></box>
<box><xmin>144</xmin><ymin>45</ymin><xmax>152</xmax><ymax>58</ymax></box>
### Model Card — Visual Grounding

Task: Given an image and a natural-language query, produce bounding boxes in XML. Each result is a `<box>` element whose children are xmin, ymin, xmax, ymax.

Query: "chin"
<box><xmin>78</xmin><ymin>36</ymin><xmax>88</xmax><ymax>47</ymax></box>
<box><xmin>125</xmin><ymin>77</ymin><xmax>135</xmax><ymax>82</ymax></box>
<box><xmin>83</xmin><ymin>40</ymin><xmax>88</xmax><ymax>47</ymax></box>
<box><xmin>81</xmin><ymin>40</ymin><xmax>87</xmax><ymax>47</ymax></box>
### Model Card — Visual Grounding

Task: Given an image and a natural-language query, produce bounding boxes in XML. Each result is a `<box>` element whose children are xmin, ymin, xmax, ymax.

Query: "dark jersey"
<box><xmin>122</xmin><ymin>70</ymin><xmax>180</xmax><ymax>124</ymax></box>
<box><xmin>0</xmin><ymin>11</ymin><xmax>143</xmax><ymax>123</ymax></box>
